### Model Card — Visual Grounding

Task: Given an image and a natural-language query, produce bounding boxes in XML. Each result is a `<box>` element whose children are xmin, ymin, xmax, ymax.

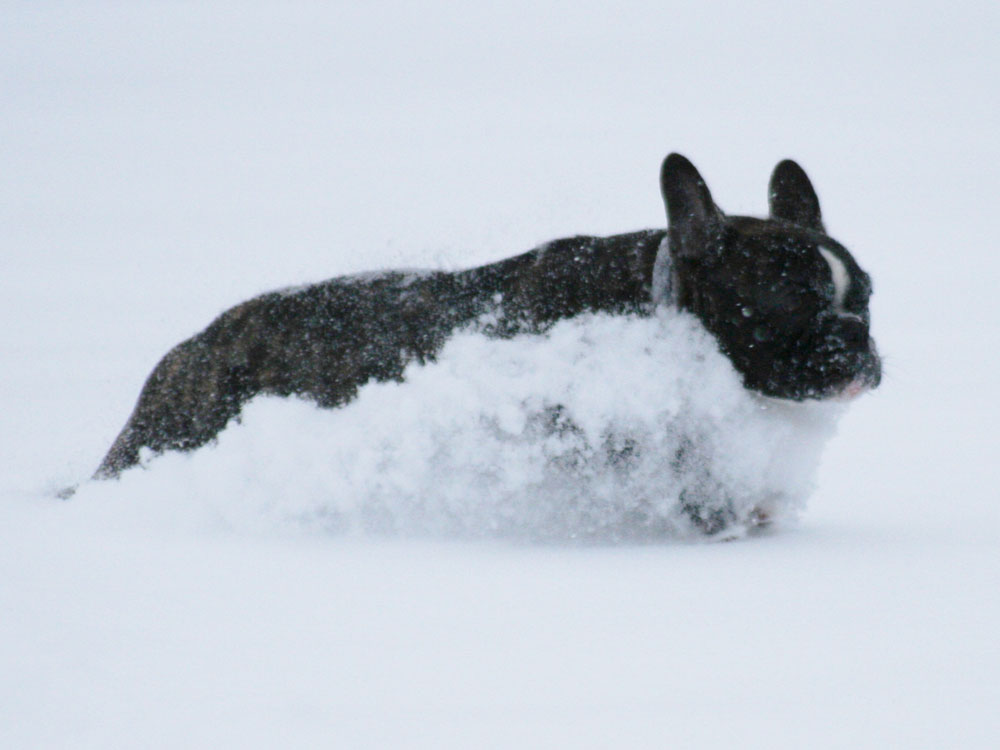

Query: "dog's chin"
<box><xmin>749</xmin><ymin>349</ymin><xmax>882</xmax><ymax>403</ymax></box>
<box><xmin>811</xmin><ymin>366</ymin><xmax>883</xmax><ymax>401</ymax></box>
<box><xmin>751</xmin><ymin>373</ymin><xmax>877</xmax><ymax>404</ymax></box>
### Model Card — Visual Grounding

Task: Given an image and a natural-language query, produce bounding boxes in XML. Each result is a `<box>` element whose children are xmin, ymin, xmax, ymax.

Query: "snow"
<box><xmin>2</xmin><ymin>1</ymin><xmax>999</xmax><ymax>747</ymax></box>
<box><xmin>72</xmin><ymin>311</ymin><xmax>844</xmax><ymax>540</ymax></box>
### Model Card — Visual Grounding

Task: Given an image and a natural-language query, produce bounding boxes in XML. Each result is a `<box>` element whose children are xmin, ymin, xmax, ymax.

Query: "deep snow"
<box><xmin>2</xmin><ymin>1</ymin><xmax>999</xmax><ymax>747</ymax></box>
<box><xmin>75</xmin><ymin>311</ymin><xmax>845</xmax><ymax>541</ymax></box>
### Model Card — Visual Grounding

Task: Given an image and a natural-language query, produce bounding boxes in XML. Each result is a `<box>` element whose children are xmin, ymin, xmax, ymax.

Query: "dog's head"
<box><xmin>659</xmin><ymin>153</ymin><xmax>880</xmax><ymax>401</ymax></box>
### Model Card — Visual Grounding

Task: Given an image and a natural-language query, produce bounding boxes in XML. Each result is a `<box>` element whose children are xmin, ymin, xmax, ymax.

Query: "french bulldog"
<box><xmin>93</xmin><ymin>153</ymin><xmax>880</xmax><ymax>533</ymax></box>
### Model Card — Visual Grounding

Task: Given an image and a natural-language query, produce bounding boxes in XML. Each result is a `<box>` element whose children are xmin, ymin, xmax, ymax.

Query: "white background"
<box><xmin>2</xmin><ymin>1</ymin><xmax>998</xmax><ymax>747</ymax></box>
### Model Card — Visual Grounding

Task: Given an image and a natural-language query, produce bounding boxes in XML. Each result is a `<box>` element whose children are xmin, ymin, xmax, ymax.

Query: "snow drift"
<box><xmin>75</xmin><ymin>309</ymin><xmax>844</xmax><ymax>540</ymax></box>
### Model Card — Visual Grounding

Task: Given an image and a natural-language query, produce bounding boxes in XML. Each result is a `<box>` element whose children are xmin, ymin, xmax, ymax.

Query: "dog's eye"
<box><xmin>752</xmin><ymin>325</ymin><xmax>773</xmax><ymax>342</ymax></box>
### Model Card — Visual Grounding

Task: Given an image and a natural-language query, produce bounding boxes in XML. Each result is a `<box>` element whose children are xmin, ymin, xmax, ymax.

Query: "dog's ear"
<box><xmin>769</xmin><ymin>159</ymin><xmax>824</xmax><ymax>231</ymax></box>
<box><xmin>660</xmin><ymin>153</ymin><xmax>722</xmax><ymax>258</ymax></box>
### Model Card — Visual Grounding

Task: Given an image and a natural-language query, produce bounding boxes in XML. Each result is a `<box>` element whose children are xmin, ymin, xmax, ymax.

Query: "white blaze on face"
<box><xmin>818</xmin><ymin>246</ymin><xmax>851</xmax><ymax>315</ymax></box>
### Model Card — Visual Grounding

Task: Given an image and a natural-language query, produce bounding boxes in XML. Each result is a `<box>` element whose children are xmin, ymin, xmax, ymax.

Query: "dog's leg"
<box><xmin>671</xmin><ymin>438</ymin><xmax>738</xmax><ymax>536</ymax></box>
<box><xmin>679</xmin><ymin>490</ymin><xmax>737</xmax><ymax>536</ymax></box>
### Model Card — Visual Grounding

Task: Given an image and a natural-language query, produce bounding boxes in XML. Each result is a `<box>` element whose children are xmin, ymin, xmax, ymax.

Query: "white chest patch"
<box><xmin>818</xmin><ymin>246</ymin><xmax>850</xmax><ymax>312</ymax></box>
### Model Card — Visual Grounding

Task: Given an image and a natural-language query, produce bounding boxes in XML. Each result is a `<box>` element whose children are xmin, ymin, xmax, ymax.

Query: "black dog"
<box><xmin>95</xmin><ymin>154</ymin><xmax>879</xmax><ymax>484</ymax></box>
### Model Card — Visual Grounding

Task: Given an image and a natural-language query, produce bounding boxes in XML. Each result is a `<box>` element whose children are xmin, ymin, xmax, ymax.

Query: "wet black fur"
<box><xmin>96</xmin><ymin>231</ymin><xmax>664</xmax><ymax>477</ymax></box>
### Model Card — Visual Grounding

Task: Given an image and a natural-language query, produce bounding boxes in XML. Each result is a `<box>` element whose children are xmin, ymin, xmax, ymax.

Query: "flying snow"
<box><xmin>74</xmin><ymin>309</ymin><xmax>845</xmax><ymax>540</ymax></box>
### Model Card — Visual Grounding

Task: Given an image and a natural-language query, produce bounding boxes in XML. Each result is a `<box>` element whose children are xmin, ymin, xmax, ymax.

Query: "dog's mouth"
<box><xmin>815</xmin><ymin>349</ymin><xmax>882</xmax><ymax>401</ymax></box>
<box><xmin>831</xmin><ymin>377</ymin><xmax>872</xmax><ymax>402</ymax></box>
<box><xmin>762</xmin><ymin>373</ymin><xmax>876</xmax><ymax>403</ymax></box>
<box><xmin>789</xmin><ymin>320</ymin><xmax>882</xmax><ymax>402</ymax></box>
<box><xmin>748</xmin><ymin>342</ymin><xmax>881</xmax><ymax>402</ymax></box>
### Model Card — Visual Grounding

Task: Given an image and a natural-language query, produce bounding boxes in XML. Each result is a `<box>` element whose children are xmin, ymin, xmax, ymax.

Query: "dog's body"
<box><xmin>95</xmin><ymin>229</ymin><xmax>666</xmax><ymax>478</ymax></box>
<box><xmin>95</xmin><ymin>154</ymin><xmax>880</xmax><ymax>533</ymax></box>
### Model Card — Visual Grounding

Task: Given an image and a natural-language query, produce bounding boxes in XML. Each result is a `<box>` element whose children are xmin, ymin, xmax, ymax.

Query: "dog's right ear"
<box><xmin>660</xmin><ymin>153</ymin><xmax>722</xmax><ymax>258</ymax></box>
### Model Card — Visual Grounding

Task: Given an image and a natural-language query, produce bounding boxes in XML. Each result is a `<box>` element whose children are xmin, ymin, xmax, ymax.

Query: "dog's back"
<box><xmin>96</xmin><ymin>230</ymin><xmax>664</xmax><ymax>478</ymax></box>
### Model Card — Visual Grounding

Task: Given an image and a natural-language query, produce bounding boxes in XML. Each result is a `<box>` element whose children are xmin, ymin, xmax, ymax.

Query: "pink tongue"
<box><xmin>842</xmin><ymin>380</ymin><xmax>867</xmax><ymax>399</ymax></box>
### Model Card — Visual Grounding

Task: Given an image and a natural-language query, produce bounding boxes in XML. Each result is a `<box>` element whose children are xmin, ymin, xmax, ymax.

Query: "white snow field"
<box><xmin>2</xmin><ymin>1</ymin><xmax>999</xmax><ymax>747</ymax></box>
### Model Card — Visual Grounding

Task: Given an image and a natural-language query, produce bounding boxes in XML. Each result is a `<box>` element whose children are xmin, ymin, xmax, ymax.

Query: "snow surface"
<box><xmin>2</xmin><ymin>1</ymin><xmax>999</xmax><ymax>747</ymax></box>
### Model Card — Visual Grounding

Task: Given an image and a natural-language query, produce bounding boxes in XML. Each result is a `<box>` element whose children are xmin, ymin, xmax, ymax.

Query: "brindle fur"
<box><xmin>96</xmin><ymin>230</ymin><xmax>663</xmax><ymax>478</ymax></box>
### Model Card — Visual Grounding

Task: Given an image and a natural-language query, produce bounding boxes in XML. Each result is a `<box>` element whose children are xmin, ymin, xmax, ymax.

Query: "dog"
<box><xmin>93</xmin><ymin>153</ymin><xmax>880</xmax><ymax>532</ymax></box>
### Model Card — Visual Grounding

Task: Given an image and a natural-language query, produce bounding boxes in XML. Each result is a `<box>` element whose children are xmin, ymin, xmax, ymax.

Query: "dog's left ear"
<box><xmin>769</xmin><ymin>159</ymin><xmax>824</xmax><ymax>231</ymax></box>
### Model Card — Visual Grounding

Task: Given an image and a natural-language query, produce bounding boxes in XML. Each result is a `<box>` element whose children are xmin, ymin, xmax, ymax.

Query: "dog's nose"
<box><xmin>836</xmin><ymin>317</ymin><xmax>870</xmax><ymax>348</ymax></box>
